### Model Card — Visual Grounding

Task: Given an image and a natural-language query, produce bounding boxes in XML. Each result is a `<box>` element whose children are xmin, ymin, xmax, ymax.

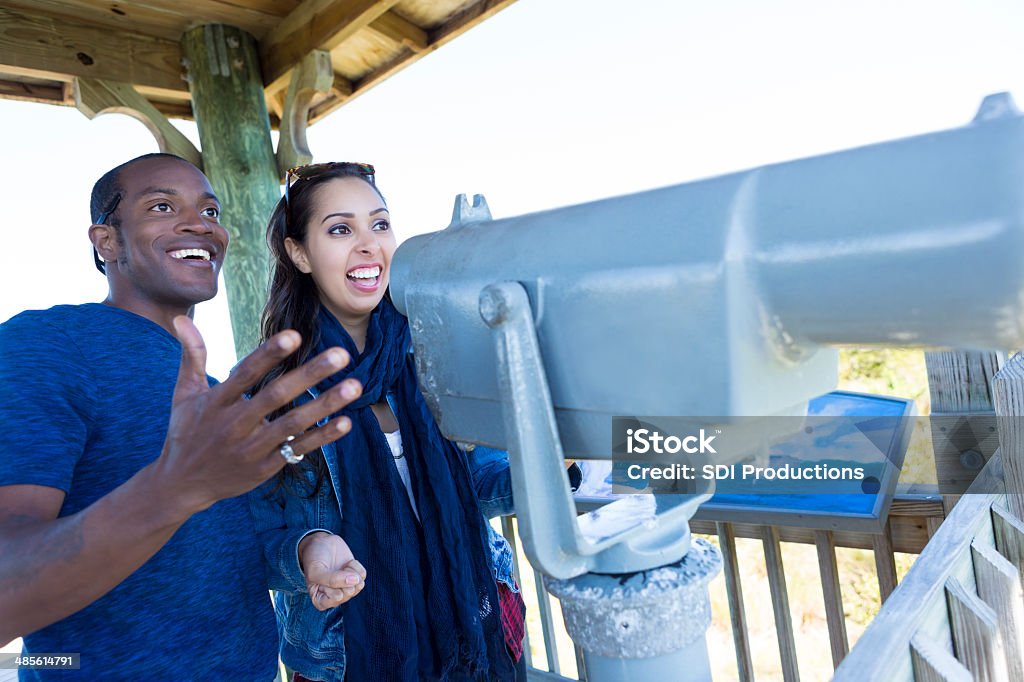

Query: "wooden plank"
<box><xmin>814</xmin><ymin>531</ymin><xmax>849</xmax><ymax>669</ymax></box>
<box><xmin>993</xmin><ymin>353</ymin><xmax>1024</xmax><ymax>520</ymax></box>
<box><xmin>971</xmin><ymin>540</ymin><xmax>1024</xmax><ymax>680</ymax></box>
<box><xmin>0</xmin><ymin>0</ymin><xmax>285</xmax><ymax>42</ymax></box>
<box><xmin>307</xmin><ymin>0</ymin><xmax>519</xmax><ymax>124</ymax></box>
<box><xmin>992</xmin><ymin>503</ymin><xmax>1024</xmax><ymax>589</ymax></box>
<box><xmin>762</xmin><ymin>525</ymin><xmax>800</xmax><ymax>682</ymax></box>
<box><xmin>910</xmin><ymin>634</ymin><xmax>973</xmax><ymax>682</ymax></box>
<box><xmin>260</xmin><ymin>0</ymin><xmax>399</xmax><ymax>91</ymax></box>
<box><xmin>147</xmin><ymin>99</ymin><xmax>195</xmax><ymax>121</ymax></box>
<box><xmin>945</xmin><ymin>577</ymin><xmax>1009</xmax><ymax>682</ymax></box>
<box><xmin>925</xmin><ymin>516</ymin><xmax>943</xmax><ymax>539</ymax></box>
<box><xmin>367</xmin><ymin>10</ymin><xmax>428</xmax><ymax>51</ymax></box>
<box><xmin>690</xmin><ymin>496</ymin><xmax>940</xmax><ymax>554</ymax></box>
<box><xmin>716</xmin><ymin>522</ymin><xmax>754</xmax><ymax>682</ymax></box>
<box><xmin>832</xmin><ymin>467</ymin><xmax>1001</xmax><ymax>680</ymax></box>
<box><xmin>0</xmin><ymin>77</ymin><xmax>66</xmax><ymax>106</ymax></box>
<box><xmin>0</xmin><ymin>5</ymin><xmax>186</xmax><ymax>93</ymax></box>
<box><xmin>926</xmin><ymin>351</ymin><xmax>1005</xmax><ymax>413</ymax></box>
<box><xmin>873</xmin><ymin>520</ymin><xmax>899</xmax><ymax>602</ymax></box>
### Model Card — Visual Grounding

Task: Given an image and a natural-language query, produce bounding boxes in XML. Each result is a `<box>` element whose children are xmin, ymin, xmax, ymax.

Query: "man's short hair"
<box><xmin>90</xmin><ymin>153</ymin><xmax>194</xmax><ymax>274</ymax></box>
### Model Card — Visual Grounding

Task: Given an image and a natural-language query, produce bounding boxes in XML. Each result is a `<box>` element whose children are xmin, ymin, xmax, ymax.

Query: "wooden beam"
<box><xmin>0</xmin><ymin>6</ymin><xmax>186</xmax><ymax>94</ymax></box>
<box><xmin>149</xmin><ymin>100</ymin><xmax>196</xmax><ymax>121</ymax></box>
<box><xmin>260</xmin><ymin>0</ymin><xmax>398</xmax><ymax>92</ymax></box>
<box><xmin>73</xmin><ymin>77</ymin><xmax>201</xmax><ymax>169</ymax></box>
<box><xmin>0</xmin><ymin>0</ymin><xmax>288</xmax><ymax>42</ymax></box>
<box><xmin>367</xmin><ymin>11</ymin><xmax>428</xmax><ymax>52</ymax></box>
<box><xmin>691</xmin><ymin>496</ymin><xmax>942</xmax><ymax>554</ymax></box>
<box><xmin>276</xmin><ymin>50</ymin><xmax>334</xmax><ymax>177</ymax></box>
<box><xmin>0</xmin><ymin>77</ymin><xmax>66</xmax><ymax>106</ymax></box>
<box><xmin>428</xmin><ymin>0</ymin><xmax>520</xmax><ymax>45</ymax></box>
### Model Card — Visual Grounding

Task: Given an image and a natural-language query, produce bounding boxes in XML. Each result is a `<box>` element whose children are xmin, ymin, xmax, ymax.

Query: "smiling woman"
<box><xmin>282</xmin><ymin>172</ymin><xmax>395</xmax><ymax>339</ymax></box>
<box><xmin>247</xmin><ymin>163</ymin><xmax>523</xmax><ymax>682</ymax></box>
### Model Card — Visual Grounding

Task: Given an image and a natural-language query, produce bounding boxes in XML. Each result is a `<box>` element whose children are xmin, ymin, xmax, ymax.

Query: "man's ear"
<box><xmin>89</xmin><ymin>223</ymin><xmax>119</xmax><ymax>269</ymax></box>
<box><xmin>284</xmin><ymin>237</ymin><xmax>312</xmax><ymax>274</ymax></box>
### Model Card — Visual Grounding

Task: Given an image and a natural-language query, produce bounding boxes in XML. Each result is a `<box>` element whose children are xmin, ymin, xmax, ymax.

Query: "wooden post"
<box><xmin>814</xmin><ymin>530</ymin><xmax>849</xmax><ymax>668</ymax></box>
<box><xmin>762</xmin><ymin>525</ymin><xmax>800</xmax><ymax>682</ymax></box>
<box><xmin>993</xmin><ymin>353</ymin><xmax>1024</xmax><ymax>521</ymax></box>
<box><xmin>717</xmin><ymin>522</ymin><xmax>754</xmax><ymax>682</ymax></box>
<box><xmin>181</xmin><ymin>24</ymin><xmax>280</xmax><ymax>357</ymax></box>
<box><xmin>872</xmin><ymin>520</ymin><xmax>899</xmax><ymax>602</ymax></box>
<box><xmin>925</xmin><ymin>351</ymin><xmax>1005</xmax><ymax>512</ymax></box>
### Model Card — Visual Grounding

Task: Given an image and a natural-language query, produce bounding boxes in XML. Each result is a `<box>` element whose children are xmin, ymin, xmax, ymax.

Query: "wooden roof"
<box><xmin>0</xmin><ymin>0</ymin><xmax>516</xmax><ymax>127</ymax></box>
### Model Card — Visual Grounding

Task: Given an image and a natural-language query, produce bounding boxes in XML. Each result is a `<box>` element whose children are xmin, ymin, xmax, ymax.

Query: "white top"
<box><xmin>385</xmin><ymin>429</ymin><xmax>419</xmax><ymax>519</ymax></box>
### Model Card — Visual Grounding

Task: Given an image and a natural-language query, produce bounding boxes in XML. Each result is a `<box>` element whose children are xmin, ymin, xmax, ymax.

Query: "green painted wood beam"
<box><xmin>181</xmin><ymin>24</ymin><xmax>279</xmax><ymax>358</ymax></box>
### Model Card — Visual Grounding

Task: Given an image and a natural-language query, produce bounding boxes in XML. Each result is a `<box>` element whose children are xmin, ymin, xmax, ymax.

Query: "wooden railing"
<box><xmin>834</xmin><ymin>455</ymin><xmax>1017</xmax><ymax>680</ymax></box>
<box><xmin>501</xmin><ymin>492</ymin><xmax>943</xmax><ymax>682</ymax></box>
<box><xmin>834</xmin><ymin>351</ymin><xmax>1024</xmax><ymax>680</ymax></box>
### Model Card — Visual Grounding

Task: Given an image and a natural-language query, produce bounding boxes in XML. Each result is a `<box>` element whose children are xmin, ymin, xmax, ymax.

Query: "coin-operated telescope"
<box><xmin>390</xmin><ymin>93</ymin><xmax>1024</xmax><ymax>681</ymax></box>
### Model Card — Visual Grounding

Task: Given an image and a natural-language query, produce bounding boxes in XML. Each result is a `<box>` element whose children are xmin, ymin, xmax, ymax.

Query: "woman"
<box><xmin>247</xmin><ymin>162</ymin><xmax>522</xmax><ymax>682</ymax></box>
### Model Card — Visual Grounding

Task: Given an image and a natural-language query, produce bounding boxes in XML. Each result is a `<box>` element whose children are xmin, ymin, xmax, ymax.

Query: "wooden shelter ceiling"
<box><xmin>0</xmin><ymin>0</ymin><xmax>515</xmax><ymax>127</ymax></box>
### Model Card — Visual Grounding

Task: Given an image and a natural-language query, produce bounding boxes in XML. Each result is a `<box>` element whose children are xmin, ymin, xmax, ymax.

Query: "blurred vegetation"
<box><xmin>838</xmin><ymin>349</ymin><xmax>930</xmax><ymax>414</ymax></box>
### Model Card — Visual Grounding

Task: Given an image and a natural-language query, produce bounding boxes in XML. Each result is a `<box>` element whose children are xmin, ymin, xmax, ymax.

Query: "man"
<box><xmin>0</xmin><ymin>153</ymin><xmax>364</xmax><ymax>679</ymax></box>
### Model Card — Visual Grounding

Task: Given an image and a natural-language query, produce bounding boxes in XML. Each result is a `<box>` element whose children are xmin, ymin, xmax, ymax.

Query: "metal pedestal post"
<box><xmin>545</xmin><ymin>539</ymin><xmax>722</xmax><ymax>682</ymax></box>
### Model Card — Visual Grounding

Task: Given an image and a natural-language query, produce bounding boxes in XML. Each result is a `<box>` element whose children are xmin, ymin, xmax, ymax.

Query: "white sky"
<box><xmin>1</xmin><ymin>0</ymin><xmax>1022</xmax><ymax>378</ymax></box>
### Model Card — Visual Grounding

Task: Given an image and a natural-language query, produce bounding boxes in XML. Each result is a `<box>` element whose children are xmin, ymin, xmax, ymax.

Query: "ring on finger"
<box><xmin>279</xmin><ymin>435</ymin><xmax>304</xmax><ymax>464</ymax></box>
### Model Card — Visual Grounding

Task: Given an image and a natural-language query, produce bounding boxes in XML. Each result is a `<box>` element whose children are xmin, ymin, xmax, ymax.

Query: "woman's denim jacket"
<box><xmin>246</xmin><ymin>387</ymin><xmax>516</xmax><ymax>682</ymax></box>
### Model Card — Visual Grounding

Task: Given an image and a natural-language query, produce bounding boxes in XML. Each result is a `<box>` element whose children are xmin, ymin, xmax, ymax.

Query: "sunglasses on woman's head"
<box><xmin>284</xmin><ymin>162</ymin><xmax>376</xmax><ymax>206</ymax></box>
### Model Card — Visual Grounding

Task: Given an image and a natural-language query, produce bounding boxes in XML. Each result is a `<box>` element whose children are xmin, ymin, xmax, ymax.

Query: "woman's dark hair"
<box><xmin>254</xmin><ymin>163</ymin><xmax>386</xmax><ymax>496</ymax></box>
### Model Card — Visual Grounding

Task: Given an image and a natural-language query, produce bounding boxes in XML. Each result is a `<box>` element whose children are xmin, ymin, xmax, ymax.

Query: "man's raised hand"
<box><xmin>158</xmin><ymin>316</ymin><xmax>362</xmax><ymax>514</ymax></box>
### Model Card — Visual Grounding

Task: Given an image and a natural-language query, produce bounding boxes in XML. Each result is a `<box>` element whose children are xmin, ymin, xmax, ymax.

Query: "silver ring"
<box><xmin>279</xmin><ymin>435</ymin><xmax>303</xmax><ymax>464</ymax></box>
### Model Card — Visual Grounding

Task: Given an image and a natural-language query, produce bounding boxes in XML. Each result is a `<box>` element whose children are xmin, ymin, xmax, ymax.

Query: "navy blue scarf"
<box><xmin>314</xmin><ymin>300</ymin><xmax>512</xmax><ymax>681</ymax></box>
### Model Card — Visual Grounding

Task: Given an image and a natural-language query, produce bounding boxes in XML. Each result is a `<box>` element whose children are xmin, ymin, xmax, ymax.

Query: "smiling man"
<box><xmin>0</xmin><ymin>154</ymin><xmax>366</xmax><ymax>680</ymax></box>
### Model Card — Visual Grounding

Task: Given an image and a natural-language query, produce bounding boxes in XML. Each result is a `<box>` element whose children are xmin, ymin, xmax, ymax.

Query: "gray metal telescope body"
<box><xmin>389</xmin><ymin>93</ymin><xmax>1024</xmax><ymax>681</ymax></box>
<box><xmin>392</xmin><ymin>96</ymin><xmax>1024</xmax><ymax>458</ymax></box>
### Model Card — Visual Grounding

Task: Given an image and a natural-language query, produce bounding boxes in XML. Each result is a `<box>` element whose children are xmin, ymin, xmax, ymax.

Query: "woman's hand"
<box><xmin>298</xmin><ymin>531</ymin><xmax>367</xmax><ymax>610</ymax></box>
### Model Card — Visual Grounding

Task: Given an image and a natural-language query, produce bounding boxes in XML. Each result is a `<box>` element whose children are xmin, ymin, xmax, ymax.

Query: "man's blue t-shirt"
<box><xmin>0</xmin><ymin>304</ymin><xmax>278</xmax><ymax>680</ymax></box>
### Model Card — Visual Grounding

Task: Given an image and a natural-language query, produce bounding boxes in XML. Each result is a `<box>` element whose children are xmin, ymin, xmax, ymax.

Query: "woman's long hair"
<box><xmin>254</xmin><ymin>164</ymin><xmax>387</xmax><ymax>495</ymax></box>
